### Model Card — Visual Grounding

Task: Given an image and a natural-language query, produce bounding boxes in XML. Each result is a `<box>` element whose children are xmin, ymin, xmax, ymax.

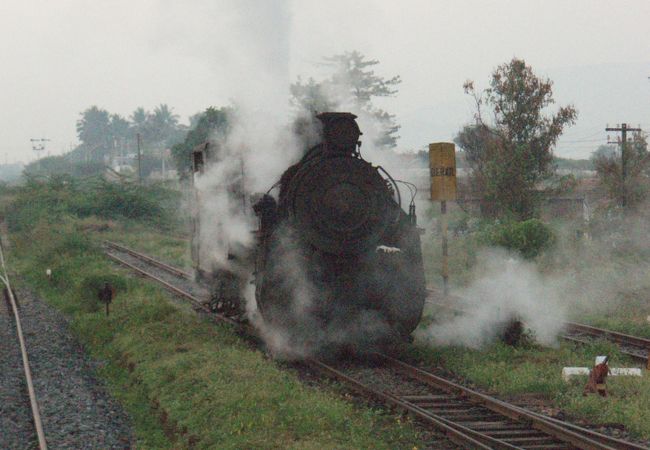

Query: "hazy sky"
<box><xmin>1</xmin><ymin>0</ymin><xmax>649</xmax><ymax>163</ymax></box>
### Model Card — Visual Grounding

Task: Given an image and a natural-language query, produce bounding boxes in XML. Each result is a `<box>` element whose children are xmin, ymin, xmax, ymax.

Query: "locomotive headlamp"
<box><xmin>316</xmin><ymin>112</ymin><xmax>362</xmax><ymax>152</ymax></box>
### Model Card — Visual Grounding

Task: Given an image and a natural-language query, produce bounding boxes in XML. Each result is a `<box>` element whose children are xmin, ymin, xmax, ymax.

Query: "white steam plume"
<box><xmin>183</xmin><ymin>3</ymin><xmax>423</xmax><ymax>355</ymax></box>
<box><xmin>417</xmin><ymin>249</ymin><xmax>568</xmax><ymax>348</ymax></box>
<box><xmin>190</xmin><ymin>0</ymin><xmax>298</xmax><ymax>269</ymax></box>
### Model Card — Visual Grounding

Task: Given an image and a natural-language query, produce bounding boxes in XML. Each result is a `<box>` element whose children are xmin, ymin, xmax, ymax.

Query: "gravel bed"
<box><xmin>105</xmin><ymin>247</ymin><xmax>209</xmax><ymax>300</ymax></box>
<box><xmin>0</xmin><ymin>285</ymin><xmax>133</xmax><ymax>449</ymax></box>
<box><xmin>338</xmin><ymin>359</ymin><xmax>437</xmax><ymax>397</ymax></box>
<box><xmin>289</xmin><ymin>360</ymin><xmax>462</xmax><ymax>450</ymax></box>
<box><xmin>0</xmin><ymin>296</ymin><xmax>38</xmax><ymax>449</ymax></box>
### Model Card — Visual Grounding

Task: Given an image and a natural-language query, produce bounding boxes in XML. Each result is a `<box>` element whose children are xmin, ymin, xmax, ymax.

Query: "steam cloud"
<box><xmin>185</xmin><ymin>1</ymin><xmax>391</xmax><ymax>357</ymax></box>
<box><xmin>185</xmin><ymin>1</ymin><xmax>428</xmax><ymax>357</ymax></box>
<box><xmin>416</xmin><ymin>249</ymin><xmax>568</xmax><ymax>348</ymax></box>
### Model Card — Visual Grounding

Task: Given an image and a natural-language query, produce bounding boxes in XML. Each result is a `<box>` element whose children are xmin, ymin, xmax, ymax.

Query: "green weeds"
<box><xmin>9</xmin><ymin>218</ymin><xmax>424</xmax><ymax>449</ymax></box>
<box><xmin>410</xmin><ymin>338</ymin><xmax>650</xmax><ymax>439</ymax></box>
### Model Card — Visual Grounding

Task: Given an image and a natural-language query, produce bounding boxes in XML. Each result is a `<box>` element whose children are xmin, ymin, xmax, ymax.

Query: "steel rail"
<box><xmin>104</xmin><ymin>250</ymin><xmax>239</xmax><ymax>327</ymax></box>
<box><xmin>106</xmin><ymin>250</ymin><xmax>647</xmax><ymax>449</ymax></box>
<box><xmin>0</xmin><ymin>242</ymin><xmax>48</xmax><ymax>450</ymax></box>
<box><xmin>105</xmin><ymin>248</ymin><xmax>497</xmax><ymax>448</ymax></box>
<box><xmin>564</xmin><ymin>322</ymin><xmax>650</xmax><ymax>362</ymax></box>
<box><xmin>377</xmin><ymin>353</ymin><xmax>647</xmax><ymax>450</ymax></box>
<box><xmin>306</xmin><ymin>359</ymin><xmax>498</xmax><ymax>449</ymax></box>
<box><xmin>564</xmin><ymin>322</ymin><xmax>650</xmax><ymax>349</ymax></box>
<box><xmin>561</xmin><ymin>334</ymin><xmax>649</xmax><ymax>364</ymax></box>
<box><xmin>104</xmin><ymin>241</ymin><xmax>193</xmax><ymax>280</ymax></box>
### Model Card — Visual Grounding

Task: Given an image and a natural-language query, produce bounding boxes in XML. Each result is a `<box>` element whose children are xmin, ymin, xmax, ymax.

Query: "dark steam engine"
<box><xmin>253</xmin><ymin>113</ymin><xmax>426</xmax><ymax>348</ymax></box>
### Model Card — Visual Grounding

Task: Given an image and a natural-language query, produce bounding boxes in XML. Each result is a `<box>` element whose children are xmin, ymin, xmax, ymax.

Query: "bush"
<box><xmin>78</xmin><ymin>273</ymin><xmax>128</xmax><ymax>312</ymax></box>
<box><xmin>6</xmin><ymin>176</ymin><xmax>180</xmax><ymax>232</ymax></box>
<box><xmin>480</xmin><ymin>219</ymin><xmax>555</xmax><ymax>259</ymax></box>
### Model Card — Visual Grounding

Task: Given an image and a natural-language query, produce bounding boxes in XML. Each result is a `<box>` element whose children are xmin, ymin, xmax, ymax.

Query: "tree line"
<box><xmin>27</xmin><ymin>51</ymin><xmax>648</xmax><ymax>217</ymax></box>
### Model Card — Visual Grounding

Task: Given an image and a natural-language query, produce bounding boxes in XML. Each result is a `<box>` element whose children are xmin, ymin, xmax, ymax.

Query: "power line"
<box><xmin>560</xmin><ymin>138</ymin><xmax>606</xmax><ymax>144</ymax></box>
<box><xmin>561</xmin><ymin>130</ymin><xmax>604</xmax><ymax>141</ymax></box>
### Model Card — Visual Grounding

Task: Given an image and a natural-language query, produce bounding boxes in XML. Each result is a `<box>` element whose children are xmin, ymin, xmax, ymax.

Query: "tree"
<box><xmin>130</xmin><ymin>107</ymin><xmax>148</xmax><ymax>137</ymax></box>
<box><xmin>149</xmin><ymin>104</ymin><xmax>180</xmax><ymax>145</ymax></box>
<box><xmin>455</xmin><ymin>58</ymin><xmax>577</xmax><ymax>219</ymax></box>
<box><xmin>291</xmin><ymin>51</ymin><xmax>402</xmax><ymax>149</ymax></box>
<box><xmin>108</xmin><ymin>114</ymin><xmax>131</xmax><ymax>144</ymax></box>
<box><xmin>592</xmin><ymin>133</ymin><xmax>649</xmax><ymax>208</ymax></box>
<box><xmin>129</xmin><ymin>105</ymin><xmax>184</xmax><ymax>149</ymax></box>
<box><xmin>171</xmin><ymin>107</ymin><xmax>231</xmax><ymax>175</ymax></box>
<box><xmin>76</xmin><ymin>106</ymin><xmax>111</xmax><ymax>161</ymax></box>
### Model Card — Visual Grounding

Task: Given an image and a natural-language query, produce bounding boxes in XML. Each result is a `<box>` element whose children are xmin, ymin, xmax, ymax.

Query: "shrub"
<box><xmin>78</xmin><ymin>273</ymin><xmax>128</xmax><ymax>312</ymax></box>
<box><xmin>6</xmin><ymin>176</ymin><xmax>180</xmax><ymax>232</ymax></box>
<box><xmin>481</xmin><ymin>219</ymin><xmax>555</xmax><ymax>259</ymax></box>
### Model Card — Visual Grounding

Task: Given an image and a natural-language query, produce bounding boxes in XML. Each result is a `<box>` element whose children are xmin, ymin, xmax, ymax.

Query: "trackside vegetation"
<box><xmin>419</xmin><ymin>206</ymin><xmax>650</xmax><ymax>440</ymax></box>
<box><xmin>5</xmin><ymin>176</ymin><xmax>650</xmax><ymax>444</ymax></box>
<box><xmin>2</xmin><ymin>182</ymin><xmax>424</xmax><ymax>449</ymax></box>
<box><xmin>5</xmin><ymin>175</ymin><xmax>181</xmax><ymax>232</ymax></box>
<box><xmin>408</xmin><ymin>339</ymin><xmax>650</xmax><ymax>439</ymax></box>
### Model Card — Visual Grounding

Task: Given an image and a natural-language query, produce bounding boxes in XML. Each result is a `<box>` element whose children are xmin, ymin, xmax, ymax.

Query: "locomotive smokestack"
<box><xmin>316</xmin><ymin>112</ymin><xmax>362</xmax><ymax>155</ymax></box>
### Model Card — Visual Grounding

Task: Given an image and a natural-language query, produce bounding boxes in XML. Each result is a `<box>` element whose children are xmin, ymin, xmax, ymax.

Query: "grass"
<box><xmin>574</xmin><ymin>287</ymin><xmax>650</xmax><ymax>339</ymax></box>
<box><xmin>408</xmin><ymin>335</ymin><xmax>650</xmax><ymax>439</ymax></box>
<box><xmin>100</xmin><ymin>213</ymin><xmax>650</xmax><ymax>442</ymax></box>
<box><xmin>7</xmin><ymin>216</ymin><xmax>425</xmax><ymax>449</ymax></box>
<box><xmin>100</xmin><ymin>218</ymin><xmax>191</xmax><ymax>269</ymax></box>
<box><xmin>6</xmin><ymin>177</ymin><xmax>650</xmax><ymax>445</ymax></box>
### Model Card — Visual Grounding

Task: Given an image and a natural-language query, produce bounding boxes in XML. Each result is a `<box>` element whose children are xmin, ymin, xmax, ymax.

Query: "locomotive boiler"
<box><xmin>190</xmin><ymin>112</ymin><xmax>426</xmax><ymax>352</ymax></box>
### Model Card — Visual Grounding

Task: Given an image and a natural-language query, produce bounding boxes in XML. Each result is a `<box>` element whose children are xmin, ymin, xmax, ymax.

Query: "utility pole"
<box><xmin>605</xmin><ymin>123</ymin><xmax>642</xmax><ymax>207</ymax></box>
<box><xmin>136</xmin><ymin>133</ymin><xmax>142</xmax><ymax>184</ymax></box>
<box><xmin>30</xmin><ymin>138</ymin><xmax>50</xmax><ymax>172</ymax></box>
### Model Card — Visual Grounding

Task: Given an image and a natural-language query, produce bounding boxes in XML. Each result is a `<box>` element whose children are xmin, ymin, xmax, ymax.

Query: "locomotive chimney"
<box><xmin>316</xmin><ymin>112</ymin><xmax>362</xmax><ymax>155</ymax></box>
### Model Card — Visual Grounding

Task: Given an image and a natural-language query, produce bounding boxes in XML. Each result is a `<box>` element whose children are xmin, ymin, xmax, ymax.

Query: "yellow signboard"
<box><xmin>429</xmin><ymin>142</ymin><xmax>457</xmax><ymax>201</ymax></box>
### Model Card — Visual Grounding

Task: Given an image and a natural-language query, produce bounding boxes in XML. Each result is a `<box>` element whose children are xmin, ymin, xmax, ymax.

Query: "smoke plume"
<box><xmin>417</xmin><ymin>249</ymin><xmax>568</xmax><ymax>348</ymax></box>
<box><xmin>186</xmin><ymin>3</ymin><xmax>423</xmax><ymax>357</ymax></box>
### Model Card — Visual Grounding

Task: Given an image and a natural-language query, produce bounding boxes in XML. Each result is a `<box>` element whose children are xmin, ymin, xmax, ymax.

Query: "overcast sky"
<box><xmin>1</xmin><ymin>0</ymin><xmax>650</xmax><ymax>164</ymax></box>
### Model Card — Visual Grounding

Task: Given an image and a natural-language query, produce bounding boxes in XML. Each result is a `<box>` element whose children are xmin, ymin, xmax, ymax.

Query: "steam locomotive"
<box><xmin>190</xmin><ymin>112</ymin><xmax>426</xmax><ymax>352</ymax></box>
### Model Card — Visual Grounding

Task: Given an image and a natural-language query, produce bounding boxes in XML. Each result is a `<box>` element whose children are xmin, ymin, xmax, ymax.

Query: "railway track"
<box><xmin>103</xmin><ymin>240</ymin><xmax>238</xmax><ymax>327</ymax></box>
<box><xmin>563</xmin><ymin>322</ymin><xmax>650</xmax><ymax>366</ymax></box>
<box><xmin>104</xmin><ymin>241</ymin><xmax>649</xmax><ymax>449</ymax></box>
<box><xmin>311</xmin><ymin>355</ymin><xmax>646</xmax><ymax>449</ymax></box>
<box><xmin>0</xmin><ymin>242</ymin><xmax>48</xmax><ymax>450</ymax></box>
<box><xmin>426</xmin><ymin>288</ymin><xmax>650</xmax><ymax>366</ymax></box>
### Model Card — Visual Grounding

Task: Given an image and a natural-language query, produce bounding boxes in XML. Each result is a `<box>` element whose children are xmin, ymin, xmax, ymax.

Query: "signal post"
<box><xmin>429</xmin><ymin>143</ymin><xmax>457</xmax><ymax>296</ymax></box>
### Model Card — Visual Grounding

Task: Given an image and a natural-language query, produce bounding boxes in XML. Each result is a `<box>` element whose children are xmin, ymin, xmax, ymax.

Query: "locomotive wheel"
<box><xmin>208</xmin><ymin>271</ymin><xmax>244</xmax><ymax>318</ymax></box>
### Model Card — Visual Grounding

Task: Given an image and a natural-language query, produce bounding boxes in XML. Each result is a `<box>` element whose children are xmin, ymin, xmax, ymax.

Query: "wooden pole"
<box><xmin>137</xmin><ymin>133</ymin><xmax>142</xmax><ymax>184</ymax></box>
<box><xmin>605</xmin><ymin>123</ymin><xmax>642</xmax><ymax>208</ymax></box>
<box><xmin>429</xmin><ymin>142</ymin><xmax>456</xmax><ymax>297</ymax></box>
<box><xmin>441</xmin><ymin>200</ymin><xmax>449</xmax><ymax>296</ymax></box>
<box><xmin>621</xmin><ymin>123</ymin><xmax>628</xmax><ymax>207</ymax></box>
